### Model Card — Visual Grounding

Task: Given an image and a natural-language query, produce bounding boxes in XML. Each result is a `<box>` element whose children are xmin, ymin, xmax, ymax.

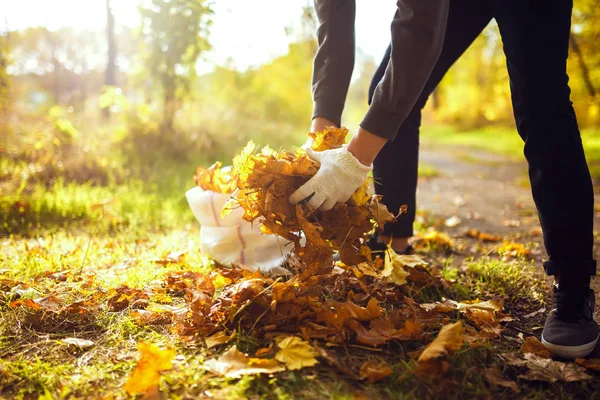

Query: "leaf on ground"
<box><xmin>61</xmin><ymin>337</ymin><xmax>95</xmax><ymax>349</ymax></box>
<box><xmin>275</xmin><ymin>336</ymin><xmax>319</xmax><ymax>370</ymax></box>
<box><xmin>204</xmin><ymin>345</ymin><xmax>285</xmax><ymax>378</ymax></box>
<box><xmin>9</xmin><ymin>298</ymin><xmax>42</xmax><ymax>310</ymax></box>
<box><xmin>108</xmin><ymin>287</ymin><xmax>150</xmax><ymax>311</ymax></box>
<box><xmin>131</xmin><ymin>309</ymin><xmax>173</xmax><ymax>326</ymax></box>
<box><xmin>124</xmin><ymin>342</ymin><xmax>176</xmax><ymax>395</ymax></box>
<box><xmin>359</xmin><ymin>360</ymin><xmax>393</xmax><ymax>383</ymax></box>
<box><xmin>504</xmin><ymin>353</ymin><xmax>591</xmax><ymax>382</ymax></box>
<box><xmin>416</xmin><ymin>322</ymin><xmax>464</xmax><ymax>378</ymax></box>
<box><xmin>205</xmin><ymin>330</ymin><xmax>236</xmax><ymax>349</ymax></box>
<box><xmin>519</xmin><ymin>336</ymin><xmax>551</xmax><ymax>359</ymax></box>
<box><xmin>413</xmin><ymin>230</ymin><xmax>453</xmax><ymax>251</ymax></box>
<box><xmin>575</xmin><ymin>358</ymin><xmax>600</xmax><ymax>371</ymax></box>
<box><xmin>466</xmin><ymin>229</ymin><xmax>502</xmax><ymax>242</ymax></box>
<box><xmin>498</xmin><ymin>242</ymin><xmax>530</xmax><ymax>259</ymax></box>
<box><xmin>349</xmin><ymin>319</ymin><xmax>423</xmax><ymax>347</ymax></box>
<box><xmin>316</xmin><ymin>298</ymin><xmax>382</xmax><ymax>330</ymax></box>
<box><xmin>383</xmin><ymin>251</ymin><xmax>427</xmax><ymax>286</ymax></box>
<box><xmin>484</xmin><ymin>367</ymin><xmax>520</xmax><ymax>393</ymax></box>
<box><xmin>152</xmin><ymin>250</ymin><xmax>187</xmax><ymax>265</ymax></box>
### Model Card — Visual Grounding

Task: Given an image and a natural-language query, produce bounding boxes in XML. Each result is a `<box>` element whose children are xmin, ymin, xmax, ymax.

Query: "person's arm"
<box><xmin>360</xmin><ymin>1</ymin><xmax>449</xmax><ymax>141</ymax></box>
<box><xmin>311</xmin><ymin>0</ymin><xmax>356</xmax><ymax>128</ymax></box>
<box><xmin>293</xmin><ymin>0</ymin><xmax>450</xmax><ymax>211</ymax></box>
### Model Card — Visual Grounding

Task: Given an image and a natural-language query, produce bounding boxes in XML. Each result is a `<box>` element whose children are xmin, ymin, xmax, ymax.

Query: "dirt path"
<box><xmin>418</xmin><ymin>144</ymin><xmax>600</xmax><ymax>239</ymax></box>
<box><xmin>416</xmin><ymin>145</ymin><xmax>600</xmax><ymax>353</ymax></box>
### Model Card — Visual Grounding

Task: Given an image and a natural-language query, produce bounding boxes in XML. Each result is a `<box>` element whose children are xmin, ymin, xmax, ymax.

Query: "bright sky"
<box><xmin>4</xmin><ymin>0</ymin><xmax>395</xmax><ymax>70</ymax></box>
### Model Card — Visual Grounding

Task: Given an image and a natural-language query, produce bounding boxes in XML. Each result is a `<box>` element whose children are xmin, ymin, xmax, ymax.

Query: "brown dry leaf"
<box><xmin>359</xmin><ymin>360</ymin><xmax>393</xmax><ymax>383</ymax></box>
<box><xmin>484</xmin><ymin>367</ymin><xmax>520</xmax><ymax>393</ymax></box>
<box><xmin>225</xmin><ymin>127</ymin><xmax>394</xmax><ymax>272</ymax></box>
<box><xmin>108</xmin><ymin>287</ymin><xmax>150</xmax><ymax>311</ymax></box>
<box><xmin>520</xmin><ymin>336</ymin><xmax>551</xmax><ymax>359</ymax></box>
<box><xmin>204</xmin><ymin>345</ymin><xmax>285</xmax><ymax>378</ymax></box>
<box><xmin>275</xmin><ymin>336</ymin><xmax>319</xmax><ymax>370</ymax></box>
<box><xmin>317</xmin><ymin>298</ymin><xmax>382</xmax><ymax>330</ymax></box>
<box><xmin>416</xmin><ymin>322</ymin><xmax>464</xmax><ymax>378</ymax></box>
<box><xmin>504</xmin><ymin>353</ymin><xmax>591</xmax><ymax>382</ymax></box>
<box><xmin>575</xmin><ymin>358</ymin><xmax>600</xmax><ymax>371</ymax></box>
<box><xmin>205</xmin><ymin>330</ymin><xmax>236</xmax><ymax>349</ymax></box>
<box><xmin>349</xmin><ymin>319</ymin><xmax>423</xmax><ymax>347</ymax></box>
<box><xmin>368</xmin><ymin>195</ymin><xmax>396</xmax><ymax>226</ymax></box>
<box><xmin>124</xmin><ymin>342</ymin><xmax>176</xmax><ymax>395</ymax></box>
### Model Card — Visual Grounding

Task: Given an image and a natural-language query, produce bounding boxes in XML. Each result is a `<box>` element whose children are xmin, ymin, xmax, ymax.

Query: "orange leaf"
<box><xmin>520</xmin><ymin>336</ymin><xmax>551</xmax><ymax>359</ymax></box>
<box><xmin>124</xmin><ymin>342</ymin><xmax>176</xmax><ymax>395</ymax></box>
<box><xmin>359</xmin><ymin>360</ymin><xmax>393</xmax><ymax>383</ymax></box>
<box><xmin>416</xmin><ymin>322</ymin><xmax>464</xmax><ymax>378</ymax></box>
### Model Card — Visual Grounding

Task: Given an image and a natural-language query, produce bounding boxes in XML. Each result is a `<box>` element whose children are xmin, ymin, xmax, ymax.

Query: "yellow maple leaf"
<box><xmin>308</xmin><ymin>126</ymin><xmax>348</xmax><ymax>151</ymax></box>
<box><xmin>416</xmin><ymin>322</ymin><xmax>464</xmax><ymax>378</ymax></box>
<box><xmin>204</xmin><ymin>345</ymin><xmax>285</xmax><ymax>378</ymax></box>
<box><xmin>124</xmin><ymin>342</ymin><xmax>176</xmax><ymax>395</ymax></box>
<box><xmin>275</xmin><ymin>336</ymin><xmax>319</xmax><ymax>370</ymax></box>
<box><xmin>348</xmin><ymin>180</ymin><xmax>371</xmax><ymax>207</ymax></box>
<box><xmin>383</xmin><ymin>250</ymin><xmax>427</xmax><ymax>286</ymax></box>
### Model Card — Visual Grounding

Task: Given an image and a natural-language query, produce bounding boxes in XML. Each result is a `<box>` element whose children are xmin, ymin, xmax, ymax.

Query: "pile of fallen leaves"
<box><xmin>195</xmin><ymin>127</ymin><xmax>399</xmax><ymax>276</ymax></box>
<box><xmin>4</xmin><ymin>252</ymin><xmax>511</xmax><ymax>387</ymax></box>
<box><xmin>178</xmin><ymin>128</ymin><xmax>513</xmax><ymax>382</ymax></box>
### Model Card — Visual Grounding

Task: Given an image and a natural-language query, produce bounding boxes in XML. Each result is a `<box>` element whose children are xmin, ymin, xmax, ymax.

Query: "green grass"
<box><xmin>2</xmin><ymin>119</ymin><xmax>600</xmax><ymax>399</ymax></box>
<box><xmin>421</xmin><ymin>125</ymin><xmax>600</xmax><ymax>179</ymax></box>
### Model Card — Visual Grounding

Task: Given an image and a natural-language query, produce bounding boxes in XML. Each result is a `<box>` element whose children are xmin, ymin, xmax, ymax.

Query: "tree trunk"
<box><xmin>569</xmin><ymin>34</ymin><xmax>596</xmax><ymax>98</ymax></box>
<box><xmin>103</xmin><ymin>0</ymin><xmax>117</xmax><ymax>119</ymax></box>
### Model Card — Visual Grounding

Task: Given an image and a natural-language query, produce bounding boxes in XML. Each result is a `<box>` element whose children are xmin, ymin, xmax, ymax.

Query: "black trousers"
<box><xmin>369</xmin><ymin>0</ymin><xmax>596</xmax><ymax>282</ymax></box>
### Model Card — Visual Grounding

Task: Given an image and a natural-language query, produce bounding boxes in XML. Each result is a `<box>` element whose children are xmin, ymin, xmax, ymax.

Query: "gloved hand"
<box><xmin>289</xmin><ymin>145</ymin><xmax>372</xmax><ymax>211</ymax></box>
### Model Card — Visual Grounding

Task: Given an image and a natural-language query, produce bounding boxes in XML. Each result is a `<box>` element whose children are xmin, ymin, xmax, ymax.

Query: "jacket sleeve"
<box><xmin>311</xmin><ymin>0</ymin><xmax>356</xmax><ymax>127</ymax></box>
<box><xmin>360</xmin><ymin>0</ymin><xmax>449</xmax><ymax>140</ymax></box>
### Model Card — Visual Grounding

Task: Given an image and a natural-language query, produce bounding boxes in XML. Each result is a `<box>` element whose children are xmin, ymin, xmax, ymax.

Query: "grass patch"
<box><xmin>421</xmin><ymin>125</ymin><xmax>600</xmax><ymax>179</ymax></box>
<box><xmin>460</xmin><ymin>257</ymin><xmax>546</xmax><ymax>308</ymax></box>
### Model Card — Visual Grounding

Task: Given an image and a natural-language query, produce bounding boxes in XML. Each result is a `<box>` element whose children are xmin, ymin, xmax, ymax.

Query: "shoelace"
<box><xmin>554</xmin><ymin>287</ymin><xmax>593</xmax><ymax>322</ymax></box>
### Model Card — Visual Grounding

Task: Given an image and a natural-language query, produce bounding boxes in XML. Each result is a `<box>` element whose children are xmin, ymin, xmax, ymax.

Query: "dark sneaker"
<box><xmin>541</xmin><ymin>286</ymin><xmax>599</xmax><ymax>359</ymax></box>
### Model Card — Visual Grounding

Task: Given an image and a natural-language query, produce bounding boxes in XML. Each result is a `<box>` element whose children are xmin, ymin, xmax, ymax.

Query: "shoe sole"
<box><xmin>541</xmin><ymin>334</ymin><xmax>599</xmax><ymax>359</ymax></box>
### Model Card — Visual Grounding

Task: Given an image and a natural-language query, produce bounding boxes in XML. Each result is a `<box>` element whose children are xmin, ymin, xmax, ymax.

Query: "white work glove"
<box><xmin>289</xmin><ymin>145</ymin><xmax>372</xmax><ymax>211</ymax></box>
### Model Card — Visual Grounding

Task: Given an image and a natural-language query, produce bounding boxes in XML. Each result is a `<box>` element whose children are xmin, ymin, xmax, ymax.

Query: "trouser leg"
<box><xmin>369</xmin><ymin>0</ymin><xmax>493</xmax><ymax>237</ymax></box>
<box><xmin>495</xmin><ymin>0</ymin><xmax>596</xmax><ymax>286</ymax></box>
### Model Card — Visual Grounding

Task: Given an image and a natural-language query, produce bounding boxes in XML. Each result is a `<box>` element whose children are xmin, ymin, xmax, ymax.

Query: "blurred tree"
<box><xmin>103</xmin><ymin>0</ymin><xmax>117</xmax><ymax>119</ymax></box>
<box><xmin>0</xmin><ymin>33</ymin><xmax>10</xmax><ymax>114</ymax></box>
<box><xmin>139</xmin><ymin>0</ymin><xmax>213</xmax><ymax>132</ymax></box>
<box><xmin>9</xmin><ymin>27</ymin><xmax>103</xmax><ymax>107</ymax></box>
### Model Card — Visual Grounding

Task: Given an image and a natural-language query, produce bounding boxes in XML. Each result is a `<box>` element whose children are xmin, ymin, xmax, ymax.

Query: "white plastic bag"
<box><xmin>185</xmin><ymin>186</ymin><xmax>291</xmax><ymax>274</ymax></box>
